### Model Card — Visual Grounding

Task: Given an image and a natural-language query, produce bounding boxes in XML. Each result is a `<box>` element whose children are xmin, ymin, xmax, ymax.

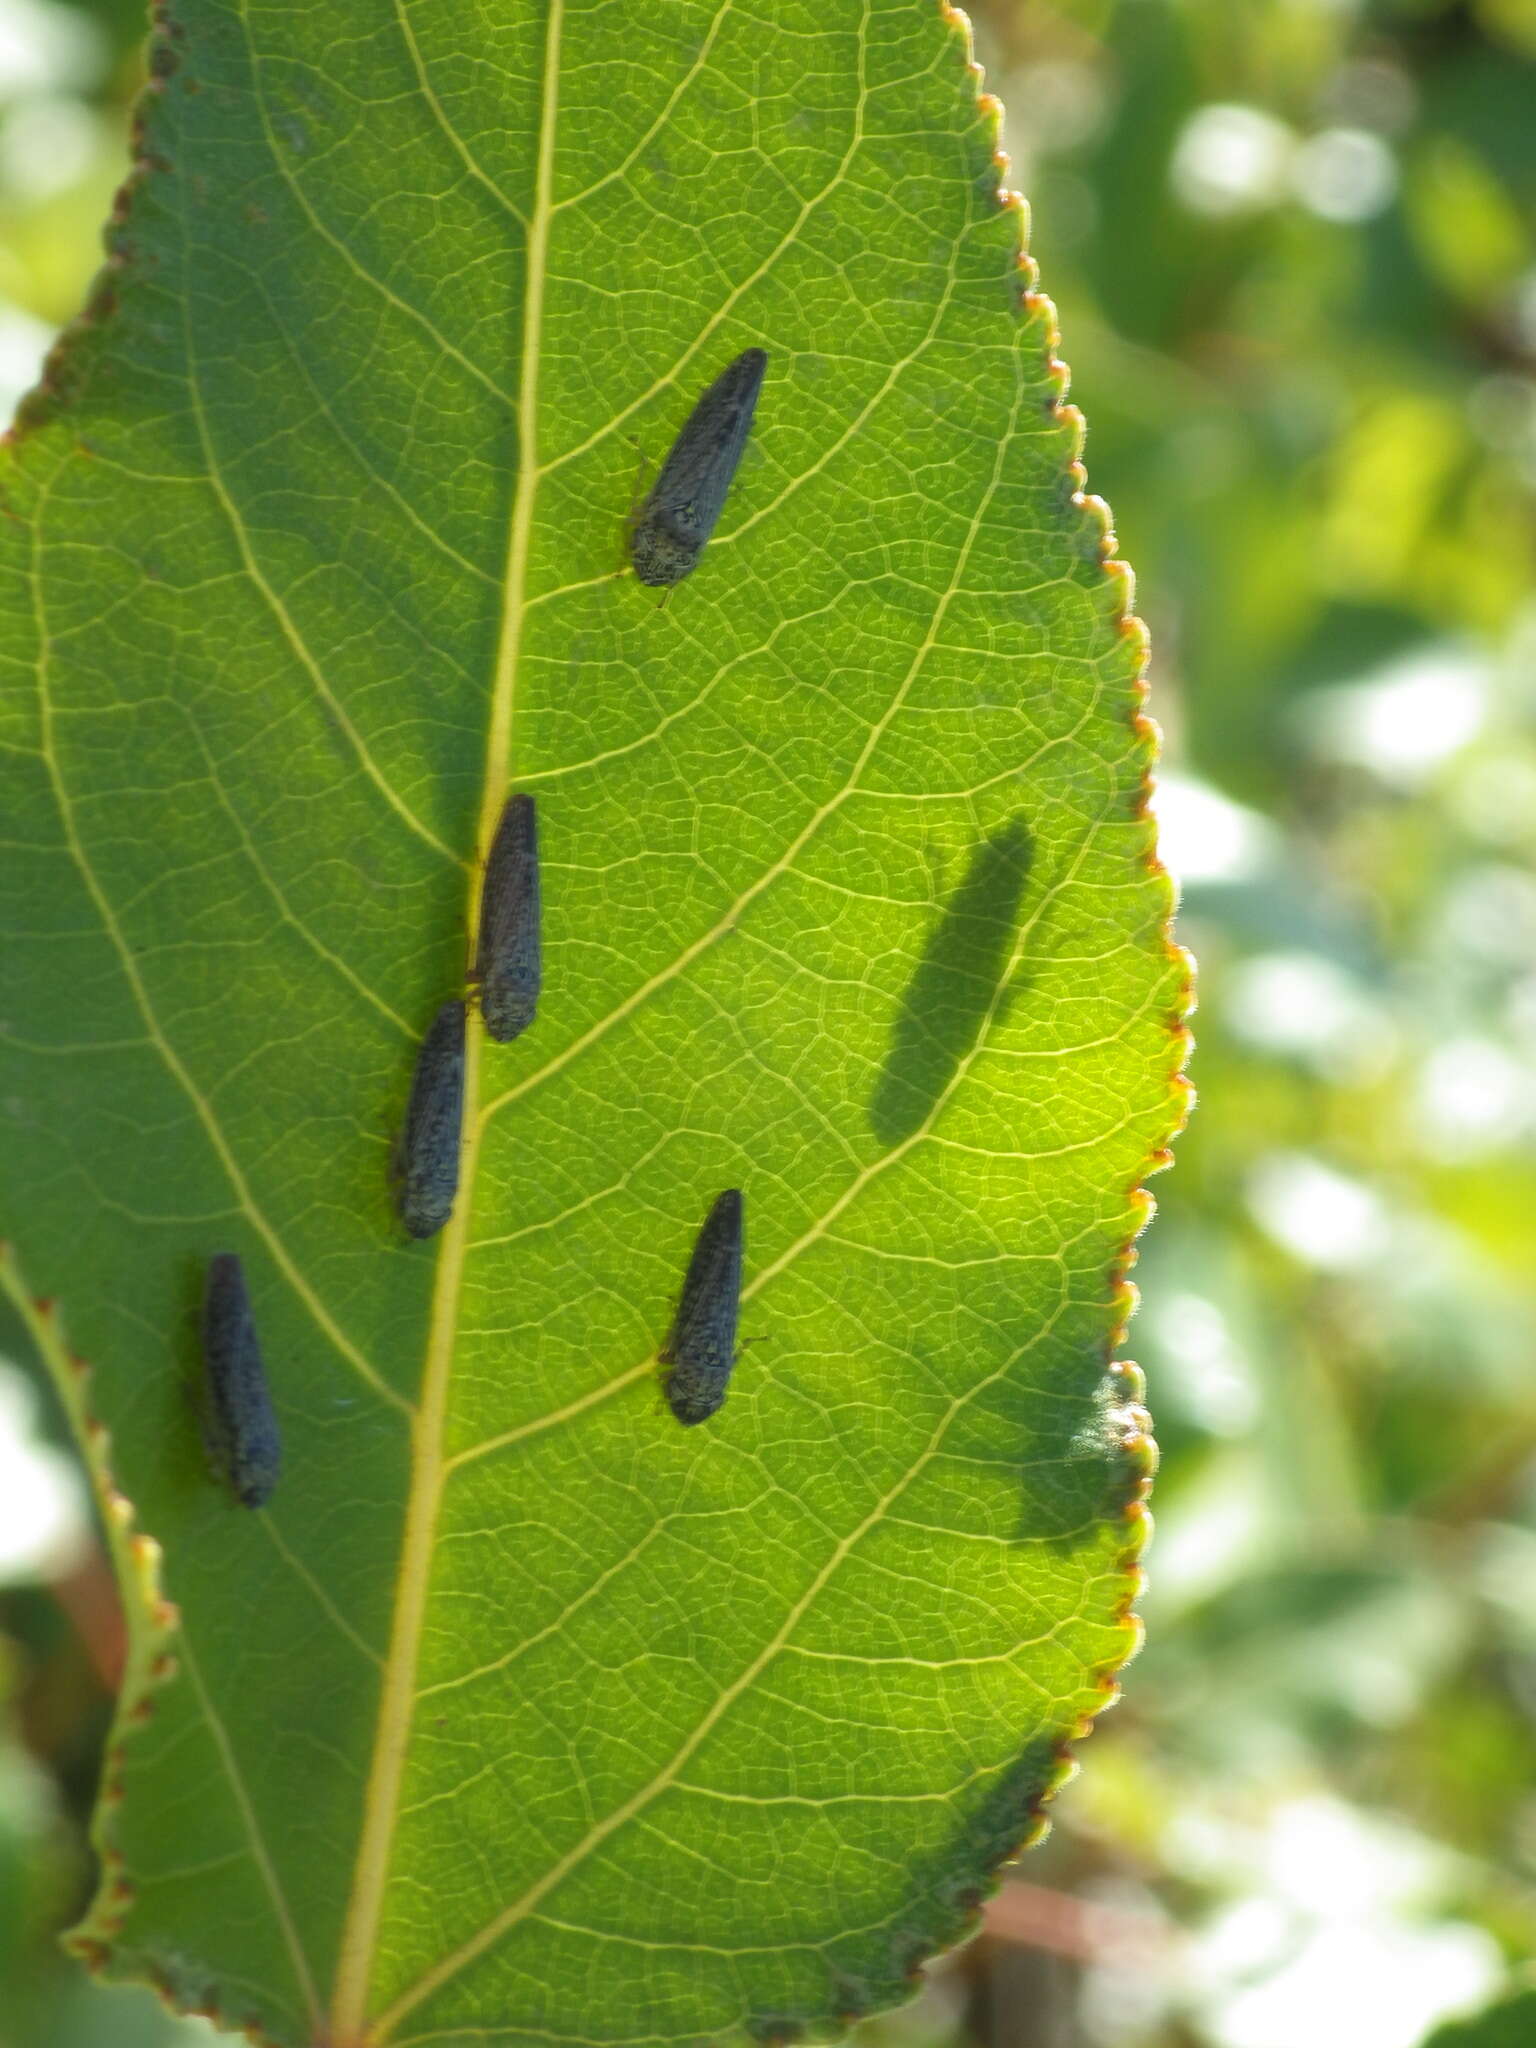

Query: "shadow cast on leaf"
<box><xmin>867</xmin><ymin>819</ymin><xmax>1035</xmax><ymax>1148</ymax></box>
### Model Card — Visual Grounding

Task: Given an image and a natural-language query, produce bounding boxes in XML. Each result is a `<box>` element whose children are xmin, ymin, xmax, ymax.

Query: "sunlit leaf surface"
<box><xmin>0</xmin><ymin>2</ymin><xmax>1186</xmax><ymax>2043</ymax></box>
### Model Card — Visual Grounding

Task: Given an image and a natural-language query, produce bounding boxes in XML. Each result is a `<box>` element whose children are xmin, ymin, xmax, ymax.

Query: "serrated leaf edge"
<box><xmin>2</xmin><ymin>15</ymin><xmax>310</xmax><ymax>2041</ymax></box>
<box><xmin>0</xmin><ymin>1247</ymin><xmax>204</xmax><ymax>2012</ymax></box>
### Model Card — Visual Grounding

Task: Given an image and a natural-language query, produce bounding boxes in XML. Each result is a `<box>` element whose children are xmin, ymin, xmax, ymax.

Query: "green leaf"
<box><xmin>1424</xmin><ymin>1989</ymin><xmax>1536</xmax><ymax>2048</ymax></box>
<box><xmin>0</xmin><ymin>3</ymin><xmax>1188</xmax><ymax>2044</ymax></box>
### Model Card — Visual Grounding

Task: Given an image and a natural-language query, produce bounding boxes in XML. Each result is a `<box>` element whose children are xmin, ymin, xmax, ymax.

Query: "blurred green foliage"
<box><xmin>0</xmin><ymin>1</ymin><xmax>1533</xmax><ymax>2045</ymax></box>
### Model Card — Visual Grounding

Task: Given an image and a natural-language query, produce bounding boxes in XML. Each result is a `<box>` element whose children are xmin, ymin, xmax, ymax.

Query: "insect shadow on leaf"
<box><xmin>1000</xmin><ymin>1360</ymin><xmax>1158</xmax><ymax>1550</ymax></box>
<box><xmin>868</xmin><ymin>818</ymin><xmax>1035</xmax><ymax>1147</ymax></box>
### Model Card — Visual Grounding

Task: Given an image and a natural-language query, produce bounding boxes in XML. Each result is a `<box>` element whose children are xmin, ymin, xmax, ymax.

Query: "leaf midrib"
<box><xmin>328</xmin><ymin>3</ymin><xmax>567</xmax><ymax>2038</ymax></box>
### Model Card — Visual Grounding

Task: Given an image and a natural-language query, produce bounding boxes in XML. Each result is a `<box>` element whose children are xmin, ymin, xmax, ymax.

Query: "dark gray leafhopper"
<box><xmin>473</xmin><ymin>793</ymin><xmax>540</xmax><ymax>1044</ymax></box>
<box><xmin>200</xmin><ymin>1252</ymin><xmax>281</xmax><ymax>1508</ymax></box>
<box><xmin>629</xmin><ymin>348</ymin><xmax>768</xmax><ymax>588</ymax></box>
<box><xmin>397</xmin><ymin>999</ymin><xmax>466</xmax><ymax>1240</ymax></box>
<box><xmin>660</xmin><ymin>1188</ymin><xmax>745</xmax><ymax>1426</ymax></box>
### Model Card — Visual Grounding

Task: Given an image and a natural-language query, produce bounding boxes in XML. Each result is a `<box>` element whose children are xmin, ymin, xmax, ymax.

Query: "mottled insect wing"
<box><xmin>200</xmin><ymin>1252</ymin><xmax>282</xmax><ymax>1507</ymax></box>
<box><xmin>398</xmin><ymin>999</ymin><xmax>466</xmax><ymax>1240</ymax></box>
<box><xmin>474</xmin><ymin>793</ymin><xmax>541</xmax><ymax>1044</ymax></box>
<box><xmin>660</xmin><ymin>1189</ymin><xmax>745</xmax><ymax>1426</ymax></box>
<box><xmin>629</xmin><ymin>348</ymin><xmax>768</xmax><ymax>588</ymax></box>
